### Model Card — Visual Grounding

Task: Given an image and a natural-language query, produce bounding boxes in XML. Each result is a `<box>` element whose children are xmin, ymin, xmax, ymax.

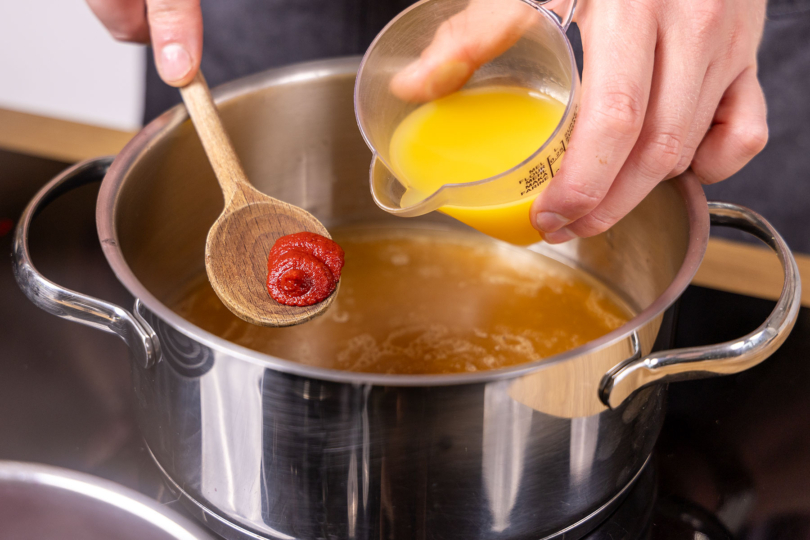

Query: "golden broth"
<box><xmin>169</xmin><ymin>227</ymin><xmax>633</xmax><ymax>375</ymax></box>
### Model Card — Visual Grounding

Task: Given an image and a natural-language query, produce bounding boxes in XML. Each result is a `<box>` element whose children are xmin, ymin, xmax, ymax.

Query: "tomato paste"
<box><xmin>267</xmin><ymin>232</ymin><xmax>344</xmax><ymax>306</ymax></box>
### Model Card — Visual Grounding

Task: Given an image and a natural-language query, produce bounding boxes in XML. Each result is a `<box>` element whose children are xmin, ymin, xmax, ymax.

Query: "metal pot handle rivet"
<box><xmin>11</xmin><ymin>157</ymin><xmax>160</xmax><ymax>369</ymax></box>
<box><xmin>599</xmin><ymin>201</ymin><xmax>802</xmax><ymax>409</ymax></box>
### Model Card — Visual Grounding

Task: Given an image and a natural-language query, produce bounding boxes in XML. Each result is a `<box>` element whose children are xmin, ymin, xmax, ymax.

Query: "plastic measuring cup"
<box><xmin>355</xmin><ymin>0</ymin><xmax>580</xmax><ymax>245</ymax></box>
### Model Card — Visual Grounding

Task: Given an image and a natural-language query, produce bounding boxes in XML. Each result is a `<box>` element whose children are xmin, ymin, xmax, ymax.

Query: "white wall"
<box><xmin>0</xmin><ymin>1</ymin><xmax>145</xmax><ymax>131</ymax></box>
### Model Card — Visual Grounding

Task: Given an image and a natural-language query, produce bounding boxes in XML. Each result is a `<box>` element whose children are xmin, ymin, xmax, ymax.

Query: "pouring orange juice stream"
<box><xmin>389</xmin><ymin>86</ymin><xmax>566</xmax><ymax>245</ymax></box>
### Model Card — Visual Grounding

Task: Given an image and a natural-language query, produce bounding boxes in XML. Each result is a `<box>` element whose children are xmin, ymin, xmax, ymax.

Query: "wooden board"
<box><xmin>696</xmin><ymin>238</ymin><xmax>810</xmax><ymax>307</ymax></box>
<box><xmin>0</xmin><ymin>107</ymin><xmax>134</xmax><ymax>163</ymax></box>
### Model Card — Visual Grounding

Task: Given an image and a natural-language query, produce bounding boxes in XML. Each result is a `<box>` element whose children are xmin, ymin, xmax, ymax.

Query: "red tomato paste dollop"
<box><xmin>266</xmin><ymin>232</ymin><xmax>345</xmax><ymax>306</ymax></box>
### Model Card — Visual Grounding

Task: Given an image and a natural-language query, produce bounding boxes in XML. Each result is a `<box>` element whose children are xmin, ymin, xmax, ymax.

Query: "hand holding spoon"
<box><xmin>180</xmin><ymin>71</ymin><xmax>337</xmax><ymax>327</ymax></box>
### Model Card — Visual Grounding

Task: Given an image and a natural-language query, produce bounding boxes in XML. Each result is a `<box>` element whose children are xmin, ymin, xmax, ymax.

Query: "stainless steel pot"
<box><xmin>13</xmin><ymin>58</ymin><xmax>800</xmax><ymax>540</ymax></box>
<box><xmin>0</xmin><ymin>461</ymin><xmax>214</xmax><ymax>540</ymax></box>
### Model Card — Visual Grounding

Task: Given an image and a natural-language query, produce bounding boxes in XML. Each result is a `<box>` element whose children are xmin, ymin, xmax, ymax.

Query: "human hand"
<box><xmin>390</xmin><ymin>0</ymin><xmax>541</xmax><ymax>102</ymax></box>
<box><xmin>86</xmin><ymin>0</ymin><xmax>202</xmax><ymax>87</ymax></box>
<box><xmin>392</xmin><ymin>0</ymin><xmax>769</xmax><ymax>244</ymax></box>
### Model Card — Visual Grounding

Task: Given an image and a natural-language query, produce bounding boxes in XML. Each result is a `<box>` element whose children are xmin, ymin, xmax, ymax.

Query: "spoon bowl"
<box><xmin>180</xmin><ymin>71</ymin><xmax>337</xmax><ymax>326</ymax></box>
<box><xmin>206</xmin><ymin>187</ymin><xmax>336</xmax><ymax>326</ymax></box>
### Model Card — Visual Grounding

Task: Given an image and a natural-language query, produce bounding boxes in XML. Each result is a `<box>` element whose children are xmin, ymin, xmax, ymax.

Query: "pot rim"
<box><xmin>98</xmin><ymin>56</ymin><xmax>710</xmax><ymax>387</ymax></box>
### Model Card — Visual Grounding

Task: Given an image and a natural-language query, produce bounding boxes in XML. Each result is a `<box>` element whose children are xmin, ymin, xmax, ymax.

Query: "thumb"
<box><xmin>146</xmin><ymin>0</ymin><xmax>203</xmax><ymax>87</ymax></box>
<box><xmin>389</xmin><ymin>0</ymin><xmax>539</xmax><ymax>102</ymax></box>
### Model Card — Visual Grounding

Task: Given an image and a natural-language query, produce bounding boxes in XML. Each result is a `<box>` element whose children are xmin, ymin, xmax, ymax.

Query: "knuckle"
<box><xmin>571</xmin><ymin>211</ymin><xmax>615</xmax><ymax>238</ymax></box>
<box><xmin>692</xmin><ymin>0</ymin><xmax>726</xmax><ymax>36</ymax></box>
<box><xmin>147</xmin><ymin>1</ymin><xmax>177</xmax><ymax>15</ymax></box>
<box><xmin>147</xmin><ymin>0</ymin><xmax>199</xmax><ymax>21</ymax></box>
<box><xmin>671</xmin><ymin>149</ymin><xmax>696</xmax><ymax>177</ymax></box>
<box><xmin>691</xmin><ymin>162</ymin><xmax>723</xmax><ymax>185</ymax></box>
<box><xmin>437</xmin><ymin>17</ymin><xmax>459</xmax><ymax>38</ymax></box>
<box><xmin>591</xmin><ymin>83</ymin><xmax>647</xmax><ymax>141</ymax></box>
<box><xmin>437</xmin><ymin>18</ymin><xmax>477</xmax><ymax>62</ymax></box>
<box><xmin>147</xmin><ymin>7</ymin><xmax>176</xmax><ymax>22</ymax></box>
<box><xmin>626</xmin><ymin>0</ymin><xmax>657</xmax><ymax>23</ymax></box>
<box><xmin>637</xmin><ymin>128</ymin><xmax>685</xmax><ymax>177</ymax></box>
<box><xmin>725</xmin><ymin>23</ymin><xmax>744</xmax><ymax>55</ymax></box>
<box><xmin>736</xmin><ymin>122</ymin><xmax>769</xmax><ymax>157</ymax></box>
<box><xmin>560</xmin><ymin>180</ymin><xmax>608</xmax><ymax>215</ymax></box>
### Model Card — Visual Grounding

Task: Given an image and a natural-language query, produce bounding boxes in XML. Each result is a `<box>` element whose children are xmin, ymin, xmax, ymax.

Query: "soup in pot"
<box><xmin>169</xmin><ymin>226</ymin><xmax>633</xmax><ymax>374</ymax></box>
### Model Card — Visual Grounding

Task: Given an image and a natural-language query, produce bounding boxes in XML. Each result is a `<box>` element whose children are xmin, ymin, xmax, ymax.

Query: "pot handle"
<box><xmin>599</xmin><ymin>201</ymin><xmax>802</xmax><ymax>409</ymax></box>
<box><xmin>11</xmin><ymin>157</ymin><xmax>159</xmax><ymax>369</ymax></box>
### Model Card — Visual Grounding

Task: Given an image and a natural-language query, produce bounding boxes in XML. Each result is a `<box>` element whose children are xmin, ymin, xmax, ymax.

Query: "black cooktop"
<box><xmin>1</xmin><ymin>149</ymin><xmax>809</xmax><ymax>539</ymax></box>
<box><xmin>579</xmin><ymin>461</ymin><xmax>732</xmax><ymax>540</ymax></box>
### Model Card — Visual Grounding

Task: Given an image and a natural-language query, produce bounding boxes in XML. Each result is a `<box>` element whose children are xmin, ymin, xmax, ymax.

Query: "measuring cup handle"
<box><xmin>559</xmin><ymin>0</ymin><xmax>577</xmax><ymax>30</ymax></box>
<box><xmin>530</xmin><ymin>0</ymin><xmax>577</xmax><ymax>31</ymax></box>
<box><xmin>598</xmin><ymin>201</ymin><xmax>802</xmax><ymax>409</ymax></box>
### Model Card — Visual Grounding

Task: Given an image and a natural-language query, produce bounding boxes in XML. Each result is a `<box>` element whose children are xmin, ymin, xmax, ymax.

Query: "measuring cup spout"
<box><xmin>370</xmin><ymin>154</ymin><xmax>448</xmax><ymax>218</ymax></box>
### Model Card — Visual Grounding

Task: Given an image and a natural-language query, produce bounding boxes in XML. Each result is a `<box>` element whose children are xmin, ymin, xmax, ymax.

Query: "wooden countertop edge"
<box><xmin>0</xmin><ymin>107</ymin><xmax>135</xmax><ymax>164</ymax></box>
<box><xmin>694</xmin><ymin>237</ymin><xmax>809</xmax><ymax>307</ymax></box>
<box><xmin>1</xmin><ymin>107</ymin><xmax>807</xmax><ymax>306</ymax></box>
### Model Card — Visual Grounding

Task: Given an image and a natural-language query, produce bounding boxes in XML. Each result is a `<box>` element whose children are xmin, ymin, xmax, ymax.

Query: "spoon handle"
<box><xmin>180</xmin><ymin>70</ymin><xmax>251</xmax><ymax>205</ymax></box>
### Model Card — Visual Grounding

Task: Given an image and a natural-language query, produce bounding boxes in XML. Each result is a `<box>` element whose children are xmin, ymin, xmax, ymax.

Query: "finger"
<box><xmin>145</xmin><ymin>0</ymin><xmax>203</xmax><ymax>87</ymax></box>
<box><xmin>530</xmin><ymin>2</ymin><xmax>657</xmax><ymax>238</ymax></box>
<box><xmin>390</xmin><ymin>0</ymin><xmax>538</xmax><ymax>102</ymax></box>
<box><xmin>665</xmin><ymin>64</ymin><xmax>727</xmax><ymax>179</ymax></box>
<box><xmin>691</xmin><ymin>66</ymin><xmax>768</xmax><ymax>184</ymax></box>
<box><xmin>86</xmin><ymin>0</ymin><xmax>149</xmax><ymax>43</ymax></box>
<box><xmin>548</xmin><ymin>18</ymin><xmax>712</xmax><ymax>242</ymax></box>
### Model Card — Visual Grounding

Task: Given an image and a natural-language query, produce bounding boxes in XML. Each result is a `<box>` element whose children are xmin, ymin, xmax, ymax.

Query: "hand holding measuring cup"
<box><xmin>357</xmin><ymin>0</ymin><xmax>582</xmax><ymax>245</ymax></box>
<box><xmin>365</xmin><ymin>0</ymin><xmax>770</xmax><ymax>244</ymax></box>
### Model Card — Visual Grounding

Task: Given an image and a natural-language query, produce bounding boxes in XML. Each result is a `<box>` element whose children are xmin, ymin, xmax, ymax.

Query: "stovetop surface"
<box><xmin>2</xmin><ymin>149</ymin><xmax>809</xmax><ymax>539</ymax></box>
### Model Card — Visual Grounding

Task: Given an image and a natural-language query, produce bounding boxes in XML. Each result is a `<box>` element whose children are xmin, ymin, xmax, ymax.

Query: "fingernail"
<box><xmin>159</xmin><ymin>43</ymin><xmax>192</xmax><ymax>83</ymax></box>
<box><xmin>543</xmin><ymin>227</ymin><xmax>578</xmax><ymax>244</ymax></box>
<box><xmin>535</xmin><ymin>211</ymin><xmax>570</xmax><ymax>233</ymax></box>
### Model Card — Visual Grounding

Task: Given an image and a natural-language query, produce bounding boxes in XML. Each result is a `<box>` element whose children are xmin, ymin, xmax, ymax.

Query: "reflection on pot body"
<box><xmin>201</xmin><ymin>355</ymin><xmax>264</xmax><ymax>527</ymax></box>
<box><xmin>12</xmin><ymin>58</ymin><xmax>800</xmax><ymax>540</ymax></box>
<box><xmin>482</xmin><ymin>381</ymin><xmax>534</xmax><ymax>533</ymax></box>
<box><xmin>136</xmin><ymin>309</ymin><xmax>666</xmax><ymax>539</ymax></box>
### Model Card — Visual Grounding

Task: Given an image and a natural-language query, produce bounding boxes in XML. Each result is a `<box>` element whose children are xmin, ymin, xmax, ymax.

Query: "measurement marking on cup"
<box><xmin>520</xmin><ymin>163</ymin><xmax>550</xmax><ymax>196</ymax></box>
<box><xmin>565</xmin><ymin>106</ymin><xmax>579</xmax><ymax>145</ymax></box>
<box><xmin>519</xmin><ymin>105</ymin><xmax>579</xmax><ymax>192</ymax></box>
<box><xmin>547</xmin><ymin>105</ymin><xmax>579</xmax><ymax>177</ymax></box>
<box><xmin>548</xmin><ymin>141</ymin><xmax>566</xmax><ymax>177</ymax></box>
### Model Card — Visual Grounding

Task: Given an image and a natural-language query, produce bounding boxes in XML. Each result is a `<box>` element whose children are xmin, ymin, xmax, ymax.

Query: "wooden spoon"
<box><xmin>179</xmin><ymin>71</ymin><xmax>336</xmax><ymax>327</ymax></box>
